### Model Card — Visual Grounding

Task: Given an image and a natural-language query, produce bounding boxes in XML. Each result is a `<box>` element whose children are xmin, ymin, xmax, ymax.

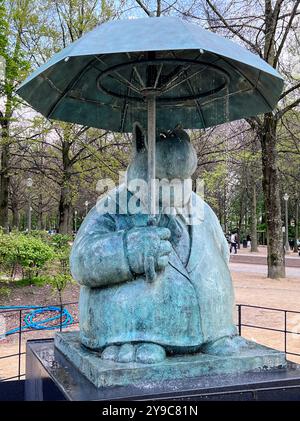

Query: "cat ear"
<box><xmin>132</xmin><ymin>122</ymin><xmax>146</xmax><ymax>155</ymax></box>
<box><xmin>172</xmin><ymin>125</ymin><xmax>191</xmax><ymax>142</ymax></box>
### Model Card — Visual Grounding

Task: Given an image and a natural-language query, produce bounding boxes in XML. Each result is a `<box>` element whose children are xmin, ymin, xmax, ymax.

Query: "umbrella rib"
<box><xmin>159</xmin><ymin>51</ymin><xmax>206</xmax><ymax>92</ymax></box>
<box><xmin>162</xmin><ymin>67</ymin><xmax>210</xmax><ymax>95</ymax></box>
<box><xmin>120</xmin><ymin>68</ymin><xmax>135</xmax><ymax>132</ymax></box>
<box><xmin>159</xmin><ymin>64</ymin><xmax>192</xmax><ymax>92</ymax></box>
<box><xmin>95</xmin><ymin>55</ymin><xmax>144</xmax><ymax>93</ymax></box>
<box><xmin>46</xmin><ymin>57</ymin><xmax>97</xmax><ymax>119</ymax></box>
<box><xmin>67</xmin><ymin>95</ymin><xmax>107</xmax><ymax>106</ymax></box>
<box><xmin>219</xmin><ymin>57</ymin><xmax>273</xmax><ymax>111</ymax></box>
<box><xmin>40</xmin><ymin>76</ymin><xmax>62</xmax><ymax>94</ymax></box>
<box><xmin>199</xmin><ymin>86</ymin><xmax>252</xmax><ymax>107</ymax></box>
<box><xmin>111</xmin><ymin>72</ymin><xmax>142</xmax><ymax>95</ymax></box>
<box><xmin>154</xmin><ymin>64</ymin><xmax>163</xmax><ymax>89</ymax></box>
<box><xmin>120</xmin><ymin>103</ymin><xmax>129</xmax><ymax>132</ymax></box>
<box><xmin>126</xmin><ymin>52</ymin><xmax>146</xmax><ymax>89</ymax></box>
<box><xmin>92</xmin><ymin>63</ymin><xmax>141</xmax><ymax>94</ymax></box>
<box><xmin>94</xmin><ymin>56</ymin><xmax>109</xmax><ymax>67</ymax></box>
<box><xmin>160</xmin><ymin>53</ymin><xmax>221</xmax><ymax>94</ymax></box>
<box><xmin>133</xmin><ymin>66</ymin><xmax>146</xmax><ymax>88</ymax></box>
<box><xmin>185</xmin><ymin>78</ymin><xmax>206</xmax><ymax>128</ymax></box>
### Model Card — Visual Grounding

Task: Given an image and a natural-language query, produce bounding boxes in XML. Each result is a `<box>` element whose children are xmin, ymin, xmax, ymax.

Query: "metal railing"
<box><xmin>236</xmin><ymin>304</ymin><xmax>300</xmax><ymax>359</ymax></box>
<box><xmin>0</xmin><ymin>303</ymin><xmax>300</xmax><ymax>382</ymax></box>
<box><xmin>0</xmin><ymin>302</ymin><xmax>78</xmax><ymax>381</ymax></box>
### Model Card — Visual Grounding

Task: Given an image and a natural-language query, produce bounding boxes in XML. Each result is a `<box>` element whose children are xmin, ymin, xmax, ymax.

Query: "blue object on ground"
<box><xmin>0</xmin><ymin>305</ymin><xmax>73</xmax><ymax>336</ymax></box>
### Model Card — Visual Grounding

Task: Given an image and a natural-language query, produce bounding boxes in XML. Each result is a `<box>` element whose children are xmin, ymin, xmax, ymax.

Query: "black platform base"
<box><xmin>25</xmin><ymin>339</ymin><xmax>300</xmax><ymax>401</ymax></box>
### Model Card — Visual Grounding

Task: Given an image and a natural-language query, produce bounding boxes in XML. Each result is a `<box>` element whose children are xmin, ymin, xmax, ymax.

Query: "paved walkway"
<box><xmin>230</xmin><ymin>262</ymin><xmax>300</xmax><ymax>277</ymax></box>
<box><xmin>230</xmin><ymin>245</ymin><xmax>300</xmax><ymax>267</ymax></box>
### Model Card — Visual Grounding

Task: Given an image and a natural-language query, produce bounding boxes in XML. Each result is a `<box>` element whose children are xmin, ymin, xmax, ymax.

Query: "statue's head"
<box><xmin>127</xmin><ymin>124</ymin><xmax>197</xmax><ymax>181</ymax></box>
<box><xmin>127</xmin><ymin>124</ymin><xmax>197</xmax><ymax>208</ymax></box>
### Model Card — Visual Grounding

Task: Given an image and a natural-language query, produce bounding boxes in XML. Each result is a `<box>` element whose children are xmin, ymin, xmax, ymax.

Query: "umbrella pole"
<box><xmin>147</xmin><ymin>94</ymin><xmax>156</xmax><ymax>216</ymax></box>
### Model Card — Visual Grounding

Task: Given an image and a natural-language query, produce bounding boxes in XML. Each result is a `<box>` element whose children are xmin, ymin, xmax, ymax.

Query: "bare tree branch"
<box><xmin>277</xmin><ymin>98</ymin><xmax>300</xmax><ymax>119</ymax></box>
<box><xmin>135</xmin><ymin>0</ymin><xmax>152</xmax><ymax>16</ymax></box>
<box><xmin>264</xmin><ymin>0</ymin><xmax>284</xmax><ymax>63</ymax></box>
<box><xmin>280</xmin><ymin>81</ymin><xmax>300</xmax><ymax>100</ymax></box>
<box><xmin>274</xmin><ymin>0</ymin><xmax>300</xmax><ymax>68</ymax></box>
<box><xmin>204</xmin><ymin>0</ymin><xmax>262</xmax><ymax>55</ymax></box>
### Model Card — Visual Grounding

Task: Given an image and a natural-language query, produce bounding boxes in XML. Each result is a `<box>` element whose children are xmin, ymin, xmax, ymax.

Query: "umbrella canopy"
<box><xmin>17</xmin><ymin>16</ymin><xmax>283</xmax><ymax>133</ymax></box>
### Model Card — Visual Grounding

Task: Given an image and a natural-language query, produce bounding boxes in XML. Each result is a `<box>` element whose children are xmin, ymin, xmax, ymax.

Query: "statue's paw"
<box><xmin>135</xmin><ymin>343</ymin><xmax>166</xmax><ymax>364</ymax></box>
<box><xmin>117</xmin><ymin>343</ymin><xmax>136</xmax><ymax>363</ymax></box>
<box><xmin>101</xmin><ymin>342</ymin><xmax>166</xmax><ymax>364</ymax></box>
<box><xmin>101</xmin><ymin>345</ymin><xmax>119</xmax><ymax>361</ymax></box>
<box><xmin>201</xmin><ymin>335</ymin><xmax>252</xmax><ymax>356</ymax></box>
<box><xmin>101</xmin><ymin>343</ymin><xmax>135</xmax><ymax>363</ymax></box>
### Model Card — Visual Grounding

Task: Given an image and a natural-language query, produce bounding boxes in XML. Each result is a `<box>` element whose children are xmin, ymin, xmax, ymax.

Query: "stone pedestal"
<box><xmin>25</xmin><ymin>335</ymin><xmax>300</xmax><ymax>401</ymax></box>
<box><xmin>54</xmin><ymin>332</ymin><xmax>287</xmax><ymax>388</ymax></box>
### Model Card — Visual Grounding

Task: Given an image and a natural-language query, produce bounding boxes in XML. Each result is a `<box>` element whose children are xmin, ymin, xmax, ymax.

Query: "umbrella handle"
<box><xmin>144</xmin><ymin>254</ymin><xmax>156</xmax><ymax>283</ymax></box>
<box><xmin>147</xmin><ymin>215</ymin><xmax>158</xmax><ymax>226</ymax></box>
<box><xmin>147</xmin><ymin>94</ymin><xmax>156</xmax><ymax>216</ymax></box>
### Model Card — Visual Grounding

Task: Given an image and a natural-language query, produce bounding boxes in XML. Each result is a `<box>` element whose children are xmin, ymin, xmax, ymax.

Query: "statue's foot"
<box><xmin>201</xmin><ymin>335</ymin><xmax>255</xmax><ymax>356</ymax></box>
<box><xmin>101</xmin><ymin>342</ymin><xmax>166</xmax><ymax>364</ymax></box>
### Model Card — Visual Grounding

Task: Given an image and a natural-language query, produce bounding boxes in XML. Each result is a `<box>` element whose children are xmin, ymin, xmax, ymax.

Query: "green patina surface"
<box><xmin>18</xmin><ymin>15</ymin><xmax>286</xmax><ymax>388</ymax></box>
<box><xmin>55</xmin><ymin>331</ymin><xmax>287</xmax><ymax>388</ymax></box>
<box><xmin>69</xmin><ymin>131</ymin><xmax>237</xmax><ymax>356</ymax></box>
<box><xmin>17</xmin><ymin>17</ymin><xmax>283</xmax><ymax>132</ymax></box>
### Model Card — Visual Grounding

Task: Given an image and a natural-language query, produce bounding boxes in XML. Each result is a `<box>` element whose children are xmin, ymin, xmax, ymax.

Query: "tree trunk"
<box><xmin>0</xmin><ymin>120</ymin><xmax>10</xmax><ymax>233</ymax></box>
<box><xmin>58</xmin><ymin>184</ymin><xmax>73</xmax><ymax>234</ymax></box>
<box><xmin>294</xmin><ymin>199</ymin><xmax>299</xmax><ymax>252</ymax></box>
<box><xmin>250</xmin><ymin>180</ymin><xmax>259</xmax><ymax>252</ymax></box>
<box><xmin>238</xmin><ymin>188</ymin><xmax>246</xmax><ymax>238</ymax></box>
<box><xmin>58</xmin><ymin>140</ymin><xmax>73</xmax><ymax>234</ymax></box>
<box><xmin>11</xmin><ymin>205</ymin><xmax>19</xmax><ymax>230</ymax></box>
<box><xmin>223</xmin><ymin>185</ymin><xmax>228</xmax><ymax>233</ymax></box>
<box><xmin>217</xmin><ymin>194</ymin><xmax>223</xmax><ymax>228</ymax></box>
<box><xmin>37</xmin><ymin>193</ymin><xmax>44</xmax><ymax>230</ymax></box>
<box><xmin>260</xmin><ymin>113</ymin><xmax>285</xmax><ymax>278</ymax></box>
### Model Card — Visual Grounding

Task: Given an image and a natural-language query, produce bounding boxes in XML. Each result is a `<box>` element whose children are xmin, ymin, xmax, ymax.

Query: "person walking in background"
<box><xmin>230</xmin><ymin>232</ymin><xmax>238</xmax><ymax>254</ymax></box>
<box><xmin>247</xmin><ymin>234</ymin><xmax>251</xmax><ymax>248</ymax></box>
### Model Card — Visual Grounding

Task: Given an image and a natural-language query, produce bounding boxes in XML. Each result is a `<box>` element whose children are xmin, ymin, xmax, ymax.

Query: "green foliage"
<box><xmin>0</xmin><ymin>232</ymin><xmax>55</xmax><ymax>280</ymax></box>
<box><xmin>0</xmin><ymin>230</ymin><xmax>17</xmax><ymax>274</ymax></box>
<box><xmin>29</xmin><ymin>230</ymin><xmax>51</xmax><ymax>242</ymax></box>
<box><xmin>49</xmin><ymin>252</ymin><xmax>73</xmax><ymax>303</ymax></box>
<box><xmin>50</xmin><ymin>234</ymin><xmax>72</xmax><ymax>250</ymax></box>
<box><xmin>49</xmin><ymin>273</ymin><xmax>72</xmax><ymax>295</ymax></box>
<box><xmin>13</xmin><ymin>234</ymin><xmax>55</xmax><ymax>278</ymax></box>
<box><xmin>0</xmin><ymin>285</ymin><xmax>11</xmax><ymax>299</ymax></box>
<box><xmin>257</xmin><ymin>222</ymin><xmax>267</xmax><ymax>232</ymax></box>
<box><xmin>0</xmin><ymin>1</ymin><xmax>8</xmax><ymax>55</ymax></box>
<box><xmin>13</xmin><ymin>276</ymin><xmax>51</xmax><ymax>288</ymax></box>
<box><xmin>202</xmin><ymin>163</ymin><xmax>228</xmax><ymax>210</ymax></box>
<box><xmin>0</xmin><ymin>225</ymin><xmax>74</xmax><ymax>300</ymax></box>
<box><xmin>0</xmin><ymin>0</ymin><xmax>30</xmax><ymax>102</ymax></box>
<box><xmin>50</xmin><ymin>234</ymin><xmax>72</xmax><ymax>276</ymax></box>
